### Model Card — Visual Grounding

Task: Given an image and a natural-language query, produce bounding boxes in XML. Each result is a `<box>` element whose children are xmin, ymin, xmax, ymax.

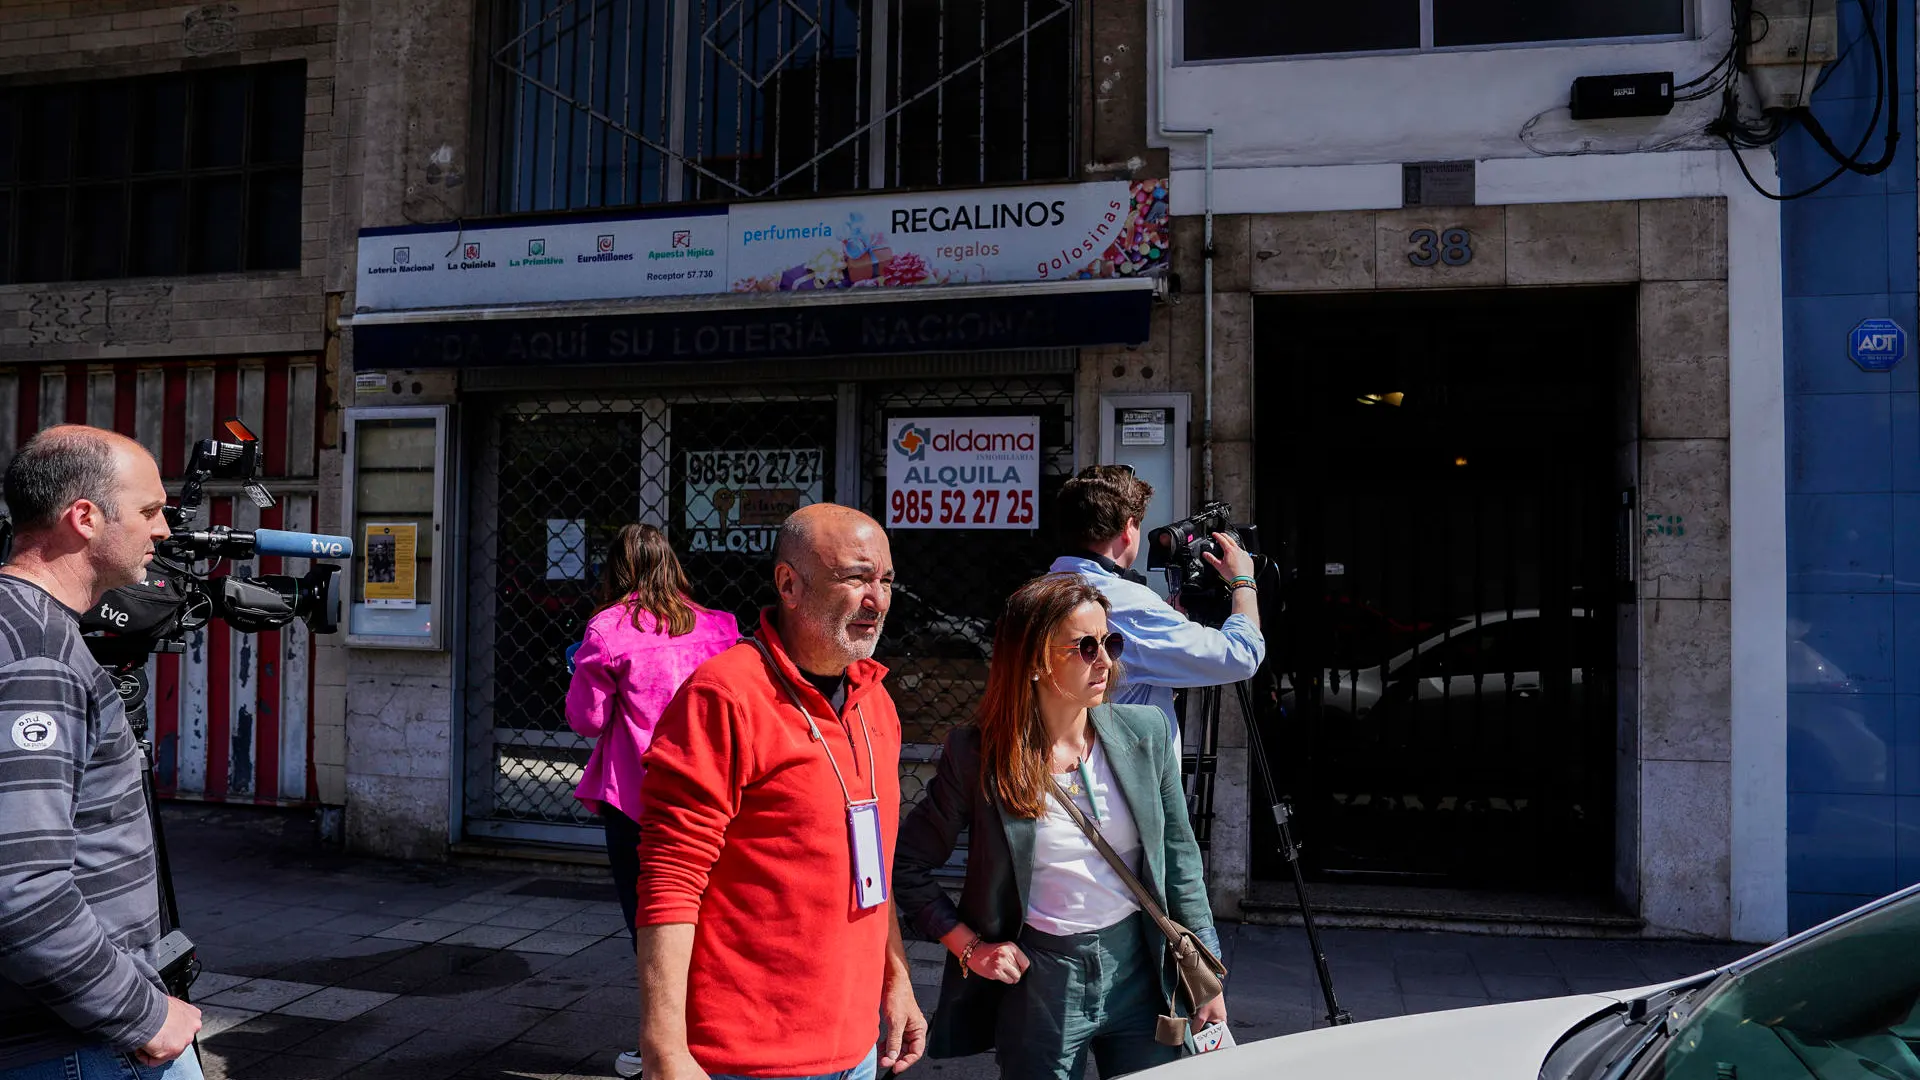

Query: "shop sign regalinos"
<box><xmin>354</xmin><ymin>181</ymin><xmax>1169</xmax><ymax>312</ymax></box>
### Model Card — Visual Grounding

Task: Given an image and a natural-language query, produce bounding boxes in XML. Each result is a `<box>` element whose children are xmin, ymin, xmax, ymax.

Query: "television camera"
<box><xmin>1145</xmin><ymin>500</ymin><xmax>1270</xmax><ymax>627</ymax></box>
<box><xmin>0</xmin><ymin>418</ymin><xmax>355</xmax><ymax>1001</ymax></box>
<box><xmin>80</xmin><ymin>419</ymin><xmax>350</xmax><ymax>669</ymax></box>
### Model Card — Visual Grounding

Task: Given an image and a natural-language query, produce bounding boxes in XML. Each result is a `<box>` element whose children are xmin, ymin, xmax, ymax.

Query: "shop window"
<box><xmin>0</xmin><ymin>62</ymin><xmax>306</xmax><ymax>286</ymax></box>
<box><xmin>1184</xmin><ymin>0</ymin><xmax>1684</xmax><ymax>61</ymax></box>
<box><xmin>481</xmin><ymin>0</ymin><xmax>1074</xmax><ymax>212</ymax></box>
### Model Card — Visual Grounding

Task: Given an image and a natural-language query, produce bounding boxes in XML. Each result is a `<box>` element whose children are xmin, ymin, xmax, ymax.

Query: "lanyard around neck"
<box><xmin>749</xmin><ymin>637</ymin><xmax>878</xmax><ymax>808</ymax></box>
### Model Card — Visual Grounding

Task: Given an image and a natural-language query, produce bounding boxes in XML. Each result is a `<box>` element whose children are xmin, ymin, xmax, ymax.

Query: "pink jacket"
<box><xmin>566</xmin><ymin>601</ymin><xmax>740</xmax><ymax>822</ymax></box>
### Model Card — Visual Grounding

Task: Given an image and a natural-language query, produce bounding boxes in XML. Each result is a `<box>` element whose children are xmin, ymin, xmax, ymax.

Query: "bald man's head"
<box><xmin>4</xmin><ymin>426</ymin><xmax>149</xmax><ymax>532</ymax></box>
<box><xmin>772</xmin><ymin>502</ymin><xmax>882</xmax><ymax>578</ymax></box>
<box><xmin>770</xmin><ymin>503</ymin><xmax>893</xmax><ymax>674</ymax></box>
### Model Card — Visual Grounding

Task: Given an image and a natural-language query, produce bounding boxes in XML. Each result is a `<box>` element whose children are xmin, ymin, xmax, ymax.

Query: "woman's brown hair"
<box><xmin>594</xmin><ymin>524</ymin><xmax>700</xmax><ymax>636</ymax></box>
<box><xmin>976</xmin><ymin>572</ymin><xmax>1113</xmax><ymax>818</ymax></box>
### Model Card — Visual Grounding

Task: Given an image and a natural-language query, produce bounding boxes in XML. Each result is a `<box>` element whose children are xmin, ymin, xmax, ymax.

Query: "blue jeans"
<box><xmin>711</xmin><ymin>1046</ymin><xmax>878</xmax><ymax>1080</ymax></box>
<box><xmin>0</xmin><ymin>1044</ymin><xmax>203</xmax><ymax>1080</ymax></box>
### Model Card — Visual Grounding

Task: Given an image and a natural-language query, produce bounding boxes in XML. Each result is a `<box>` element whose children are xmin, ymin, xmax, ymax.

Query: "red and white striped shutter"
<box><xmin>0</xmin><ymin>359</ymin><xmax>325</xmax><ymax>805</ymax></box>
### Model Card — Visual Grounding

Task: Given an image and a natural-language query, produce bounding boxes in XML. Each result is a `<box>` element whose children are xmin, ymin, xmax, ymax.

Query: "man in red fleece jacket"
<box><xmin>635</xmin><ymin>504</ymin><xmax>926</xmax><ymax>1080</ymax></box>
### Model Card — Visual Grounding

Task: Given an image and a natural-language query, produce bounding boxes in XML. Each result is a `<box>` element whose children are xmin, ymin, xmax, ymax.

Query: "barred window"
<box><xmin>481</xmin><ymin>0</ymin><xmax>1075</xmax><ymax>212</ymax></box>
<box><xmin>0</xmin><ymin>62</ymin><xmax>307</xmax><ymax>286</ymax></box>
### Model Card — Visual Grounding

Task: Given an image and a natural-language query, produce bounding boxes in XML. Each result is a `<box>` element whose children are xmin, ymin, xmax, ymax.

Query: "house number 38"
<box><xmin>1408</xmin><ymin>228</ymin><xmax>1473</xmax><ymax>267</ymax></box>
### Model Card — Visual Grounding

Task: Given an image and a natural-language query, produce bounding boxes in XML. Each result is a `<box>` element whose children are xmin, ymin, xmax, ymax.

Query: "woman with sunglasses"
<box><xmin>894</xmin><ymin>573</ymin><xmax>1226</xmax><ymax>1079</ymax></box>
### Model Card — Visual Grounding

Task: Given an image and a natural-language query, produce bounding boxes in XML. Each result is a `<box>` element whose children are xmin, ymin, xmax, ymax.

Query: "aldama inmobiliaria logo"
<box><xmin>892</xmin><ymin>423</ymin><xmax>931</xmax><ymax>461</ymax></box>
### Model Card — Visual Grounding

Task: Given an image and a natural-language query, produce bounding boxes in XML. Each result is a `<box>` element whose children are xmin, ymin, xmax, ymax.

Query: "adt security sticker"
<box><xmin>11</xmin><ymin>713</ymin><xmax>56</xmax><ymax>752</ymax></box>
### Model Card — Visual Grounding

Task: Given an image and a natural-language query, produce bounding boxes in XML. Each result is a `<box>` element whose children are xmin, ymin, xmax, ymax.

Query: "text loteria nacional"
<box><xmin>354</xmin><ymin>181</ymin><xmax>1168</xmax><ymax>313</ymax></box>
<box><xmin>885</xmin><ymin>416</ymin><xmax>1041</xmax><ymax>531</ymax></box>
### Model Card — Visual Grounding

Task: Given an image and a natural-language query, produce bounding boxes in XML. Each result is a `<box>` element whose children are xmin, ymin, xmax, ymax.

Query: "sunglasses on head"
<box><xmin>1052</xmin><ymin>632</ymin><xmax>1125</xmax><ymax>663</ymax></box>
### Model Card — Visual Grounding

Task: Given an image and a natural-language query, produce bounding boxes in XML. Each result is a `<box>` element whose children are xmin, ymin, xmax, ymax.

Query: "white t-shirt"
<box><xmin>1024</xmin><ymin>741</ymin><xmax>1144</xmax><ymax>936</ymax></box>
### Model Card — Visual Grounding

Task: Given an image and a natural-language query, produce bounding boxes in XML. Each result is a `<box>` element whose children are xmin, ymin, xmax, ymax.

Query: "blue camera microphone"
<box><xmin>252</xmin><ymin>529</ymin><xmax>355</xmax><ymax>560</ymax></box>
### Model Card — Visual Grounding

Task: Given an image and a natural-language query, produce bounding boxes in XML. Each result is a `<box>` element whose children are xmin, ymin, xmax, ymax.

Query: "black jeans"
<box><xmin>601</xmin><ymin>803</ymin><xmax>641</xmax><ymax>951</ymax></box>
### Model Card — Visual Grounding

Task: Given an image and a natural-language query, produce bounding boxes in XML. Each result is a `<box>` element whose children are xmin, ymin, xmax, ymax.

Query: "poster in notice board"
<box><xmin>363</xmin><ymin>522</ymin><xmax>418</xmax><ymax>608</ymax></box>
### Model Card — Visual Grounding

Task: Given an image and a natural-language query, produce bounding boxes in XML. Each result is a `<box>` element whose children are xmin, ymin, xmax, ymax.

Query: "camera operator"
<box><xmin>1047</xmin><ymin>465</ymin><xmax>1264</xmax><ymax>741</ymax></box>
<box><xmin>0</xmin><ymin>426</ymin><xmax>204</xmax><ymax>1079</ymax></box>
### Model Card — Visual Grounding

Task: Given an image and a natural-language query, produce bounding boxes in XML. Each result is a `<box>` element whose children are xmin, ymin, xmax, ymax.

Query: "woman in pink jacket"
<box><xmin>566</xmin><ymin>523</ymin><xmax>738</xmax><ymax>946</ymax></box>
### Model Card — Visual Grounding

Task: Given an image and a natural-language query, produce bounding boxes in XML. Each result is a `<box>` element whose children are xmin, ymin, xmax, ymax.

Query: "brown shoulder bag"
<box><xmin>1047</xmin><ymin>778</ymin><xmax>1227</xmax><ymax>1047</ymax></box>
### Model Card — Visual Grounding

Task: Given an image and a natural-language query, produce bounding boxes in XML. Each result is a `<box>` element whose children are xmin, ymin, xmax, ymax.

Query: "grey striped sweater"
<box><xmin>0</xmin><ymin>574</ymin><xmax>168</xmax><ymax>1068</ymax></box>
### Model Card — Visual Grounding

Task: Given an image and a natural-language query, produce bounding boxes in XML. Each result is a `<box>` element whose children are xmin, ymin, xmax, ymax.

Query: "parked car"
<box><xmin>1281</xmin><ymin>608</ymin><xmax>1595</xmax><ymax>727</ymax></box>
<box><xmin>881</xmin><ymin>583</ymin><xmax>993</xmax><ymax>660</ymax></box>
<box><xmin>1145</xmin><ymin>882</ymin><xmax>1920</xmax><ymax>1080</ymax></box>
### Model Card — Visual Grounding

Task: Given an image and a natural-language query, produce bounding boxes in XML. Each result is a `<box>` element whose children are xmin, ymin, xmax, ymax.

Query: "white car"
<box><xmin>1282</xmin><ymin>608</ymin><xmax>1592</xmax><ymax>726</ymax></box>
<box><xmin>1146</xmin><ymin>882</ymin><xmax>1920</xmax><ymax>1080</ymax></box>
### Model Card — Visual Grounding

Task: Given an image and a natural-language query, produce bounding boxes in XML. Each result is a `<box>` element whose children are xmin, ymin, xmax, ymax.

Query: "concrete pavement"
<box><xmin>160</xmin><ymin>805</ymin><xmax>1751</xmax><ymax>1079</ymax></box>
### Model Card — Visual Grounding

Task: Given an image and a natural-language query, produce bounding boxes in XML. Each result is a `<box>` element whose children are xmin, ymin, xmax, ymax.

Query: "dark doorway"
<box><xmin>1252</xmin><ymin>287</ymin><xmax>1630</xmax><ymax>894</ymax></box>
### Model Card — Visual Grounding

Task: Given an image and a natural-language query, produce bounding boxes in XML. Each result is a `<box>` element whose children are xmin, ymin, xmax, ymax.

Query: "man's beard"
<box><xmin>799</xmin><ymin>605</ymin><xmax>885</xmax><ymax>666</ymax></box>
<box><xmin>834</xmin><ymin>610</ymin><xmax>885</xmax><ymax>663</ymax></box>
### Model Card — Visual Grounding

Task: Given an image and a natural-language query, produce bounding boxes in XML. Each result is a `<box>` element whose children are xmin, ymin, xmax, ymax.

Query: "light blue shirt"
<box><xmin>1049</xmin><ymin>555</ymin><xmax>1266</xmax><ymax>741</ymax></box>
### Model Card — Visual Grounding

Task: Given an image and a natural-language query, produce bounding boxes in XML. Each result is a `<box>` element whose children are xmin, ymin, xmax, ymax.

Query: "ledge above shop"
<box><xmin>343</xmin><ymin>276</ymin><xmax>1162</xmax><ymax>369</ymax></box>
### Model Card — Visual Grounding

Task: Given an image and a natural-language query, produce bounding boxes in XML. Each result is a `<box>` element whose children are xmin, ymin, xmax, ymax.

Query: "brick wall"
<box><xmin>0</xmin><ymin>0</ymin><xmax>340</xmax><ymax>363</ymax></box>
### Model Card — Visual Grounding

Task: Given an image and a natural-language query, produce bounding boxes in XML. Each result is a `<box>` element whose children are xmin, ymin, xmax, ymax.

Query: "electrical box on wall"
<box><xmin>1742</xmin><ymin>0</ymin><xmax>1838</xmax><ymax>111</ymax></box>
<box><xmin>1568</xmin><ymin>72</ymin><xmax>1676</xmax><ymax>120</ymax></box>
<box><xmin>1097</xmin><ymin>394</ymin><xmax>1190</xmax><ymax>598</ymax></box>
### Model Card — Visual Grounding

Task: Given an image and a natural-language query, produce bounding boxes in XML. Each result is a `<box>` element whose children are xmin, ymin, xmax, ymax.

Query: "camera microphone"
<box><xmin>252</xmin><ymin>529</ymin><xmax>355</xmax><ymax>560</ymax></box>
<box><xmin>162</xmin><ymin>527</ymin><xmax>355</xmax><ymax>562</ymax></box>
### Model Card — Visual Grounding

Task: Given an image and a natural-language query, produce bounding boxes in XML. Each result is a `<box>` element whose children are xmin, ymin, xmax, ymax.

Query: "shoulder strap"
<box><xmin>1047</xmin><ymin>776</ymin><xmax>1186</xmax><ymax>947</ymax></box>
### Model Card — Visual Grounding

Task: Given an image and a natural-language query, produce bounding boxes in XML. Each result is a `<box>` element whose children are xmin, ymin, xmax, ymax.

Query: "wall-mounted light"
<box><xmin>1356</xmin><ymin>392</ymin><xmax>1405</xmax><ymax>407</ymax></box>
<box><xmin>1453</xmin><ymin>456</ymin><xmax>1469</xmax><ymax>467</ymax></box>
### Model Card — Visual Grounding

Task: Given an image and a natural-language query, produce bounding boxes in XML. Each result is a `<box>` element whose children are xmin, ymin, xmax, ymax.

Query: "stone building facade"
<box><xmin>6</xmin><ymin>0</ymin><xmax>1906</xmax><ymax>944</ymax></box>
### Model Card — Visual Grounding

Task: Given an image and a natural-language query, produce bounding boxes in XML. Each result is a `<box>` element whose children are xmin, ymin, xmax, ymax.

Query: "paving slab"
<box><xmin>482</xmin><ymin>906</ymin><xmax>574</xmax><ymax>930</ymax></box>
<box><xmin>199</xmin><ymin>978</ymin><xmax>326</xmax><ymax>1013</ymax></box>
<box><xmin>196</xmin><ymin>1005</ymin><xmax>263</xmax><ymax>1041</ymax></box>
<box><xmin>421</xmin><ymin>901</ymin><xmax>515</xmax><ymax>923</ymax></box>
<box><xmin>511</xmin><ymin>929</ymin><xmax>611</xmax><ymax>956</ymax></box>
<box><xmin>275</xmin><ymin>986</ymin><xmax>399</xmax><ymax>1022</ymax></box>
<box><xmin>373</xmin><ymin>918</ymin><xmax>470</xmax><ymax>944</ymax></box>
<box><xmin>439</xmin><ymin>923</ymin><xmax>534</xmax><ymax>949</ymax></box>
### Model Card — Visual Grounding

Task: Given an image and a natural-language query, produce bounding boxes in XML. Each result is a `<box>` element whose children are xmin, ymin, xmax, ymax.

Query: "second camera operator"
<box><xmin>1047</xmin><ymin>466</ymin><xmax>1264</xmax><ymax>741</ymax></box>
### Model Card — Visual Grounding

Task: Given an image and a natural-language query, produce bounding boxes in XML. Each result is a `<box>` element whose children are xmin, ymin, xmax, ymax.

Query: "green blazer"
<box><xmin>893</xmin><ymin>703</ymin><xmax>1217</xmax><ymax>1059</ymax></box>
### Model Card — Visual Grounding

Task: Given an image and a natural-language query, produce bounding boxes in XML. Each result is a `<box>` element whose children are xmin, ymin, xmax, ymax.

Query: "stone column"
<box><xmin>1634</xmin><ymin>199</ymin><xmax>1734</xmax><ymax>938</ymax></box>
<box><xmin>335</xmin><ymin>0</ymin><xmax>476</xmax><ymax>859</ymax></box>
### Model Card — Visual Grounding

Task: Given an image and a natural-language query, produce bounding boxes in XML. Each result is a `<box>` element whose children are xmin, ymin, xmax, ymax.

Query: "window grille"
<box><xmin>0</xmin><ymin>62</ymin><xmax>306</xmax><ymax>285</ymax></box>
<box><xmin>480</xmin><ymin>0</ymin><xmax>1075</xmax><ymax>212</ymax></box>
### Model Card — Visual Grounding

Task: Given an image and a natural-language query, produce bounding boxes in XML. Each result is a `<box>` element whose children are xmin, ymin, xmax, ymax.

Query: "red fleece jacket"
<box><xmin>635</xmin><ymin>611</ymin><xmax>902</xmax><ymax>1077</ymax></box>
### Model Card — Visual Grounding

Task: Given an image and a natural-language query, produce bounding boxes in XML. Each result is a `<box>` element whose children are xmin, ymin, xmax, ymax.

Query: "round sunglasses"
<box><xmin>1051</xmin><ymin>632</ymin><xmax>1125</xmax><ymax>663</ymax></box>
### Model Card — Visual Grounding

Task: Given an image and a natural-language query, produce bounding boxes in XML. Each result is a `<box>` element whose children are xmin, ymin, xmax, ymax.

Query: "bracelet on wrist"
<box><xmin>958</xmin><ymin>935</ymin><xmax>982</xmax><ymax>977</ymax></box>
<box><xmin>1227</xmin><ymin>575</ymin><xmax>1257</xmax><ymax>591</ymax></box>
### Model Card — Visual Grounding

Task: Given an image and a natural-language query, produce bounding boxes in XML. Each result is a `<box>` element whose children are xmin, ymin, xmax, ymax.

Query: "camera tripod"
<box><xmin>104</xmin><ymin>655</ymin><xmax>201</xmax><ymax>1000</ymax></box>
<box><xmin>1188</xmin><ymin>676</ymin><xmax>1353</xmax><ymax>1027</ymax></box>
